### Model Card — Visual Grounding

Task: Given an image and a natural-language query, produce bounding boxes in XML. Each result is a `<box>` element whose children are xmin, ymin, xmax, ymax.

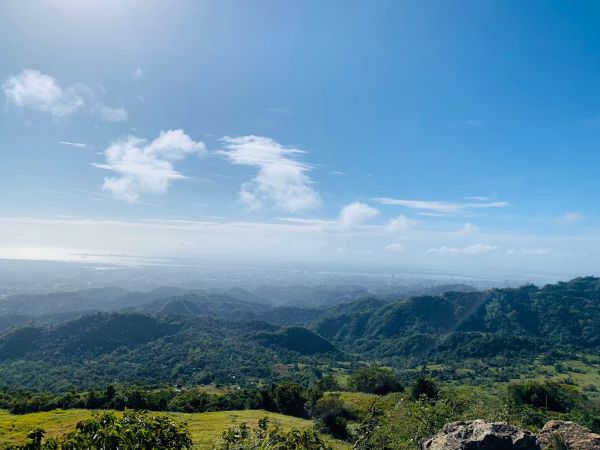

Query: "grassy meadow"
<box><xmin>0</xmin><ymin>409</ymin><xmax>351</xmax><ymax>449</ymax></box>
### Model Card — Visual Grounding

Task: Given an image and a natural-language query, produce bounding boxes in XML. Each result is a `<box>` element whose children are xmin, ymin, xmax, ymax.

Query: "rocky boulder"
<box><xmin>538</xmin><ymin>420</ymin><xmax>600</xmax><ymax>450</ymax></box>
<box><xmin>422</xmin><ymin>420</ymin><xmax>540</xmax><ymax>450</ymax></box>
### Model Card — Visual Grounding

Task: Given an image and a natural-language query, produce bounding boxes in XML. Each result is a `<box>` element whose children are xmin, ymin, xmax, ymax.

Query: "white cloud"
<box><xmin>219</xmin><ymin>135</ymin><xmax>321</xmax><ymax>212</ymax></box>
<box><xmin>98</xmin><ymin>105</ymin><xmax>128</xmax><ymax>122</ymax></box>
<box><xmin>339</xmin><ymin>202</ymin><xmax>379</xmax><ymax>228</ymax></box>
<box><xmin>520</xmin><ymin>248</ymin><xmax>552</xmax><ymax>256</ymax></box>
<box><xmin>59</xmin><ymin>140</ymin><xmax>88</xmax><ymax>149</ymax></box>
<box><xmin>372</xmin><ymin>197</ymin><xmax>509</xmax><ymax>215</ymax></box>
<box><xmin>463</xmin><ymin>196</ymin><xmax>489</xmax><ymax>201</ymax></box>
<box><xmin>385</xmin><ymin>243</ymin><xmax>406</xmax><ymax>253</ymax></box>
<box><xmin>387</xmin><ymin>215</ymin><xmax>415</xmax><ymax>232</ymax></box>
<box><xmin>559</xmin><ymin>212</ymin><xmax>584</xmax><ymax>223</ymax></box>
<box><xmin>427</xmin><ymin>243</ymin><xmax>498</xmax><ymax>255</ymax></box>
<box><xmin>3</xmin><ymin>69</ymin><xmax>128</xmax><ymax>122</ymax></box>
<box><xmin>93</xmin><ymin>129</ymin><xmax>205</xmax><ymax>202</ymax></box>
<box><xmin>330</xmin><ymin>171</ymin><xmax>346</xmax><ymax>176</ymax></box>
<box><xmin>3</xmin><ymin>70</ymin><xmax>84</xmax><ymax>117</ymax></box>
<box><xmin>132</xmin><ymin>67</ymin><xmax>143</xmax><ymax>80</ymax></box>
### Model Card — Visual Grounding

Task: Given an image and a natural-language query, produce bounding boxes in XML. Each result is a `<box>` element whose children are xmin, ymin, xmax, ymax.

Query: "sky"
<box><xmin>1</xmin><ymin>0</ymin><xmax>600</xmax><ymax>277</ymax></box>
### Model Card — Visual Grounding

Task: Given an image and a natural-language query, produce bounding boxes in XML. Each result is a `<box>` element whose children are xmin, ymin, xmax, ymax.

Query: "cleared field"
<box><xmin>0</xmin><ymin>409</ymin><xmax>351</xmax><ymax>449</ymax></box>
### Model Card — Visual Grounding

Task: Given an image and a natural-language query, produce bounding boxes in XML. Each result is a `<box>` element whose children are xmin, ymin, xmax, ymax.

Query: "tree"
<box><xmin>271</xmin><ymin>382</ymin><xmax>308</xmax><ymax>418</ymax></box>
<box><xmin>348</xmin><ymin>366</ymin><xmax>403</xmax><ymax>395</ymax></box>
<box><xmin>410</xmin><ymin>377</ymin><xmax>439</xmax><ymax>402</ymax></box>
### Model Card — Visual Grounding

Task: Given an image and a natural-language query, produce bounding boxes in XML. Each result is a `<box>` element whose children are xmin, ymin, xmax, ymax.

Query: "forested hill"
<box><xmin>0</xmin><ymin>313</ymin><xmax>339</xmax><ymax>390</ymax></box>
<box><xmin>0</xmin><ymin>276</ymin><xmax>599</xmax><ymax>390</ymax></box>
<box><xmin>316</xmin><ymin>276</ymin><xmax>600</xmax><ymax>364</ymax></box>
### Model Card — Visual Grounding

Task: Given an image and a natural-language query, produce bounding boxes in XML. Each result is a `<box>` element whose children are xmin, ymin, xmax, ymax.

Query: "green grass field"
<box><xmin>0</xmin><ymin>409</ymin><xmax>351</xmax><ymax>449</ymax></box>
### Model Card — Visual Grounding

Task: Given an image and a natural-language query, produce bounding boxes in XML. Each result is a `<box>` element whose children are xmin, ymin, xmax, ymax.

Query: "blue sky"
<box><xmin>1</xmin><ymin>0</ymin><xmax>600</xmax><ymax>275</ymax></box>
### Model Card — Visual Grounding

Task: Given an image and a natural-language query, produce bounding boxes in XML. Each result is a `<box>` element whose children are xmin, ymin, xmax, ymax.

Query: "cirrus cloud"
<box><xmin>385</xmin><ymin>243</ymin><xmax>406</xmax><ymax>252</ymax></box>
<box><xmin>372</xmin><ymin>197</ymin><xmax>509</xmax><ymax>215</ymax></box>
<box><xmin>427</xmin><ymin>243</ymin><xmax>498</xmax><ymax>255</ymax></box>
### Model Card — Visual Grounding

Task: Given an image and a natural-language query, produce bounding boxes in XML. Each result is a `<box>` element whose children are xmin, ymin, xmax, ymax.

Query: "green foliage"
<box><xmin>8</xmin><ymin>428</ymin><xmax>58</xmax><ymax>450</ymax></box>
<box><xmin>351</xmin><ymin>396</ymin><xmax>454</xmax><ymax>450</ymax></box>
<box><xmin>409</xmin><ymin>377</ymin><xmax>439</xmax><ymax>402</ymax></box>
<box><xmin>352</xmin><ymin>407</ymin><xmax>388</xmax><ymax>450</ymax></box>
<box><xmin>0</xmin><ymin>313</ymin><xmax>338</xmax><ymax>391</ymax></box>
<box><xmin>313</xmin><ymin>394</ymin><xmax>353</xmax><ymax>441</ymax></box>
<box><xmin>217</xmin><ymin>417</ymin><xmax>332</xmax><ymax>450</ymax></box>
<box><xmin>348</xmin><ymin>366</ymin><xmax>403</xmax><ymax>395</ymax></box>
<box><xmin>508</xmin><ymin>381</ymin><xmax>580</xmax><ymax>413</ymax></box>
<box><xmin>8</xmin><ymin>410</ymin><xmax>193</xmax><ymax>449</ymax></box>
<box><xmin>271</xmin><ymin>382</ymin><xmax>308</xmax><ymax>418</ymax></box>
<box><xmin>252</xmin><ymin>327</ymin><xmax>338</xmax><ymax>355</ymax></box>
<box><xmin>312</xmin><ymin>277</ymin><xmax>600</xmax><ymax>375</ymax></box>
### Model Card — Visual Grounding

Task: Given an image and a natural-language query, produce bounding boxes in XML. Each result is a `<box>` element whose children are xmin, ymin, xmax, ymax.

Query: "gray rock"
<box><xmin>538</xmin><ymin>420</ymin><xmax>600</xmax><ymax>450</ymax></box>
<box><xmin>422</xmin><ymin>420</ymin><xmax>540</xmax><ymax>450</ymax></box>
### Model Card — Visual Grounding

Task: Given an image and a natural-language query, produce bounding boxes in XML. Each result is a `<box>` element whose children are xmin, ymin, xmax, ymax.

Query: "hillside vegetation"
<box><xmin>1</xmin><ymin>277</ymin><xmax>600</xmax><ymax>391</ymax></box>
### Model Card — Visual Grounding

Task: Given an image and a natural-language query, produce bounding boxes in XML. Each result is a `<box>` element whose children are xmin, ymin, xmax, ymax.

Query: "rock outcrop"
<box><xmin>538</xmin><ymin>420</ymin><xmax>600</xmax><ymax>450</ymax></box>
<box><xmin>422</xmin><ymin>420</ymin><xmax>540</xmax><ymax>450</ymax></box>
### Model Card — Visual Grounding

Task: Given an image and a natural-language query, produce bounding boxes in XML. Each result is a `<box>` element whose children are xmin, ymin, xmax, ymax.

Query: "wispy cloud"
<box><xmin>372</xmin><ymin>197</ymin><xmax>509</xmax><ymax>215</ymax></box>
<box><xmin>59</xmin><ymin>140</ymin><xmax>88</xmax><ymax>149</ymax></box>
<box><xmin>3</xmin><ymin>69</ymin><xmax>128</xmax><ymax>122</ymax></box>
<box><xmin>219</xmin><ymin>135</ymin><xmax>321</xmax><ymax>212</ymax></box>
<box><xmin>339</xmin><ymin>202</ymin><xmax>379</xmax><ymax>228</ymax></box>
<box><xmin>92</xmin><ymin>129</ymin><xmax>205</xmax><ymax>203</ymax></box>
<box><xmin>385</xmin><ymin>243</ymin><xmax>406</xmax><ymax>253</ymax></box>
<box><xmin>519</xmin><ymin>247</ymin><xmax>553</xmax><ymax>256</ymax></box>
<box><xmin>97</xmin><ymin>105</ymin><xmax>128</xmax><ymax>122</ymax></box>
<box><xmin>463</xmin><ymin>196</ymin><xmax>490</xmax><ymax>201</ymax></box>
<box><xmin>330</xmin><ymin>170</ymin><xmax>346</xmax><ymax>176</ymax></box>
<box><xmin>427</xmin><ymin>243</ymin><xmax>498</xmax><ymax>255</ymax></box>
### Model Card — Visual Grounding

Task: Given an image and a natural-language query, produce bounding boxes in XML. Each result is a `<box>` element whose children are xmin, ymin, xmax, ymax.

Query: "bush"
<box><xmin>508</xmin><ymin>381</ymin><xmax>579</xmax><ymax>413</ymax></box>
<box><xmin>9</xmin><ymin>410</ymin><xmax>193</xmax><ymax>450</ymax></box>
<box><xmin>218</xmin><ymin>417</ymin><xmax>332</xmax><ymax>450</ymax></box>
<box><xmin>313</xmin><ymin>393</ymin><xmax>353</xmax><ymax>440</ymax></box>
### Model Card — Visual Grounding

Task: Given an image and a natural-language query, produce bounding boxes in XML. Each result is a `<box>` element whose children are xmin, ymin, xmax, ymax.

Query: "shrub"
<box><xmin>9</xmin><ymin>410</ymin><xmax>193</xmax><ymax>450</ymax></box>
<box><xmin>218</xmin><ymin>417</ymin><xmax>332</xmax><ymax>450</ymax></box>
